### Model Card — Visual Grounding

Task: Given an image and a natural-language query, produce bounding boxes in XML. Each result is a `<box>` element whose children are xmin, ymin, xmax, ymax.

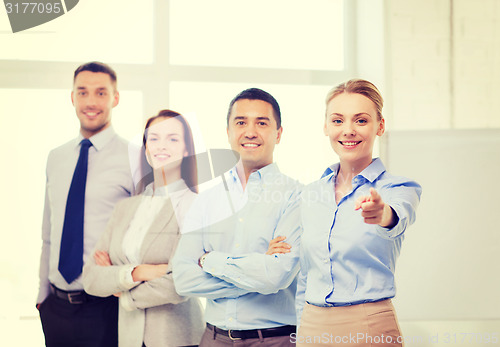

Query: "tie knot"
<box><xmin>80</xmin><ymin>139</ymin><xmax>92</xmax><ymax>148</ymax></box>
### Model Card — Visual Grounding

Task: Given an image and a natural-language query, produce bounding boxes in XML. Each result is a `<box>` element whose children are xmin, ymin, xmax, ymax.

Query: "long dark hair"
<box><xmin>138</xmin><ymin>110</ymin><xmax>198</xmax><ymax>193</ymax></box>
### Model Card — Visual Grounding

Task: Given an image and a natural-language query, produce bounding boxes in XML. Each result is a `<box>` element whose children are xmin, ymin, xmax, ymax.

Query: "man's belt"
<box><xmin>206</xmin><ymin>322</ymin><xmax>296</xmax><ymax>340</ymax></box>
<box><xmin>50</xmin><ymin>283</ymin><xmax>101</xmax><ymax>304</ymax></box>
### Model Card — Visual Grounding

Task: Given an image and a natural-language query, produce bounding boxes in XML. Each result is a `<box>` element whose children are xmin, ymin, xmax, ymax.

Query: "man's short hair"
<box><xmin>73</xmin><ymin>61</ymin><xmax>117</xmax><ymax>88</ymax></box>
<box><xmin>226</xmin><ymin>88</ymin><xmax>281</xmax><ymax>129</ymax></box>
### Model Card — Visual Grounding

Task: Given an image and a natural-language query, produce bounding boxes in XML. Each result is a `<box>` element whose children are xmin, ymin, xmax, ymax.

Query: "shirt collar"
<box><xmin>228</xmin><ymin>162</ymin><xmax>280</xmax><ymax>185</ymax></box>
<box><xmin>321</xmin><ymin>157</ymin><xmax>386</xmax><ymax>184</ymax></box>
<box><xmin>359</xmin><ymin>157</ymin><xmax>386</xmax><ymax>182</ymax></box>
<box><xmin>75</xmin><ymin>126</ymin><xmax>116</xmax><ymax>151</ymax></box>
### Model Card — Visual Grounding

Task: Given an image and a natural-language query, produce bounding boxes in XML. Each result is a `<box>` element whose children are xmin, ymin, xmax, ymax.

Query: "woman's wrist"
<box><xmin>380</xmin><ymin>204</ymin><xmax>398</xmax><ymax>229</ymax></box>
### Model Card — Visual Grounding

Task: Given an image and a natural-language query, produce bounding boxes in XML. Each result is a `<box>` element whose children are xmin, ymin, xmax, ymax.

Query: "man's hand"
<box><xmin>198</xmin><ymin>253</ymin><xmax>209</xmax><ymax>268</ymax></box>
<box><xmin>132</xmin><ymin>264</ymin><xmax>169</xmax><ymax>282</ymax></box>
<box><xmin>266</xmin><ymin>236</ymin><xmax>291</xmax><ymax>255</ymax></box>
<box><xmin>354</xmin><ymin>188</ymin><xmax>397</xmax><ymax>228</ymax></box>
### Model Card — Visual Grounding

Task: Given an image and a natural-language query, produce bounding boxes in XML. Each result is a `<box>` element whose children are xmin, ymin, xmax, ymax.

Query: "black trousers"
<box><xmin>39</xmin><ymin>293</ymin><xmax>118</xmax><ymax>347</ymax></box>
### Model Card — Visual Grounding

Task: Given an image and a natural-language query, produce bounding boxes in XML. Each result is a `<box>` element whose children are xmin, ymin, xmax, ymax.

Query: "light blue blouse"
<box><xmin>296</xmin><ymin>158</ymin><xmax>422</xmax><ymax>322</ymax></box>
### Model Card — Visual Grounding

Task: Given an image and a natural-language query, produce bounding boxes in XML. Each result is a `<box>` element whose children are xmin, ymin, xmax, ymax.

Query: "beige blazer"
<box><xmin>82</xmin><ymin>186</ymin><xmax>204</xmax><ymax>347</ymax></box>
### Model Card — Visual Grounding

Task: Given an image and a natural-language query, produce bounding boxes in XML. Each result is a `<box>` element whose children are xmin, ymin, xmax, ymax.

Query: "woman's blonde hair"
<box><xmin>325</xmin><ymin>79</ymin><xmax>384</xmax><ymax>121</ymax></box>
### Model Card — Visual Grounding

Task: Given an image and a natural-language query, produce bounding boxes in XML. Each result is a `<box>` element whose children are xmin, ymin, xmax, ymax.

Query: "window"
<box><xmin>0</xmin><ymin>0</ymin><xmax>154</xmax><ymax>64</ymax></box>
<box><xmin>169</xmin><ymin>0</ymin><xmax>344</xmax><ymax>70</ymax></box>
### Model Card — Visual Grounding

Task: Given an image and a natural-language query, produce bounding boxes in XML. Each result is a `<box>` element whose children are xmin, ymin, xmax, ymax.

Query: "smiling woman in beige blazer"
<box><xmin>83</xmin><ymin>110</ymin><xmax>204</xmax><ymax>347</ymax></box>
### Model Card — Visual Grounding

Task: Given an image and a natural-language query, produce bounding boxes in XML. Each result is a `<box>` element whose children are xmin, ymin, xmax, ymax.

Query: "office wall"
<box><xmin>384</xmin><ymin>1</ymin><xmax>500</xmax><ymax>344</ymax></box>
<box><xmin>381</xmin><ymin>129</ymin><xmax>500</xmax><ymax>320</ymax></box>
<box><xmin>380</xmin><ymin>129</ymin><xmax>500</xmax><ymax>345</ymax></box>
<box><xmin>386</xmin><ymin>0</ymin><xmax>500</xmax><ymax>130</ymax></box>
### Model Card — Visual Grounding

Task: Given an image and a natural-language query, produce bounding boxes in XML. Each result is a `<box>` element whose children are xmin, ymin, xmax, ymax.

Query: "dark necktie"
<box><xmin>58</xmin><ymin>139</ymin><xmax>92</xmax><ymax>283</ymax></box>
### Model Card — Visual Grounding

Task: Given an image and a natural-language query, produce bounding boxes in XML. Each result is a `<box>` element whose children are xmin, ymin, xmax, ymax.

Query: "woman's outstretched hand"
<box><xmin>355</xmin><ymin>188</ymin><xmax>398</xmax><ymax>228</ymax></box>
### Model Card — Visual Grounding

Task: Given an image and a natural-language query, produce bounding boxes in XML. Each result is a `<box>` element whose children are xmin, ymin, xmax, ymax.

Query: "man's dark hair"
<box><xmin>226</xmin><ymin>88</ymin><xmax>281</xmax><ymax>129</ymax></box>
<box><xmin>73</xmin><ymin>61</ymin><xmax>117</xmax><ymax>87</ymax></box>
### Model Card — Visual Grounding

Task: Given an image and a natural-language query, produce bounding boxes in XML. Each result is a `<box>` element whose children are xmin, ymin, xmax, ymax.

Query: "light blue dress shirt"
<box><xmin>172</xmin><ymin>163</ymin><xmax>302</xmax><ymax>330</ymax></box>
<box><xmin>296</xmin><ymin>158</ymin><xmax>421</xmax><ymax>322</ymax></box>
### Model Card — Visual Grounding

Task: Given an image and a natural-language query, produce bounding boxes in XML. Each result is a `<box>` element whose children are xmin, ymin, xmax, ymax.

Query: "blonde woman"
<box><xmin>296</xmin><ymin>80</ymin><xmax>422</xmax><ymax>346</ymax></box>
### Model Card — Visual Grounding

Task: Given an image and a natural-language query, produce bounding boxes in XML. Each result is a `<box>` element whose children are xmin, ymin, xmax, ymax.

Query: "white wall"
<box><xmin>381</xmin><ymin>130</ymin><xmax>500</xmax><ymax>345</ymax></box>
<box><xmin>384</xmin><ymin>0</ymin><xmax>500</xmax><ymax>344</ymax></box>
<box><xmin>386</xmin><ymin>0</ymin><xmax>500</xmax><ymax>131</ymax></box>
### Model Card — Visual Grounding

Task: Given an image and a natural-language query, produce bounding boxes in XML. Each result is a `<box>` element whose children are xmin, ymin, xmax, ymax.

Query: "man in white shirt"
<box><xmin>36</xmin><ymin>62</ymin><xmax>136</xmax><ymax>347</ymax></box>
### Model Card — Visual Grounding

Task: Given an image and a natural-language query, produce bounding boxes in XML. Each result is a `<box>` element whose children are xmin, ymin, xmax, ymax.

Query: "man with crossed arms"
<box><xmin>173</xmin><ymin>88</ymin><xmax>302</xmax><ymax>346</ymax></box>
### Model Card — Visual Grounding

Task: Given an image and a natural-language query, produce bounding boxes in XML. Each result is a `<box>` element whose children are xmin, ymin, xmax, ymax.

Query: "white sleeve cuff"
<box><xmin>119</xmin><ymin>290</ymin><xmax>137</xmax><ymax>312</ymax></box>
<box><xmin>119</xmin><ymin>264</ymin><xmax>141</xmax><ymax>290</ymax></box>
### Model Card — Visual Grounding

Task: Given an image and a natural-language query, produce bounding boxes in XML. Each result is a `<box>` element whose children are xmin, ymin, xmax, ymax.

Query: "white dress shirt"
<box><xmin>120</xmin><ymin>179</ymin><xmax>196</xmax><ymax>290</ymax></box>
<box><xmin>37</xmin><ymin>126</ymin><xmax>137</xmax><ymax>303</ymax></box>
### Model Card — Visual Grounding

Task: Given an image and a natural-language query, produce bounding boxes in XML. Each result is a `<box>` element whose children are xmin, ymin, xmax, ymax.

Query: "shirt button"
<box><xmin>235</xmin><ymin>243</ymin><xmax>240</xmax><ymax>248</ymax></box>
<box><xmin>228</xmin><ymin>317</ymin><xmax>233</xmax><ymax>322</ymax></box>
<box><xmin>239</xmin><ymin>218</ymin><xmax>244</xmax><ymax>223</ymax></box>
